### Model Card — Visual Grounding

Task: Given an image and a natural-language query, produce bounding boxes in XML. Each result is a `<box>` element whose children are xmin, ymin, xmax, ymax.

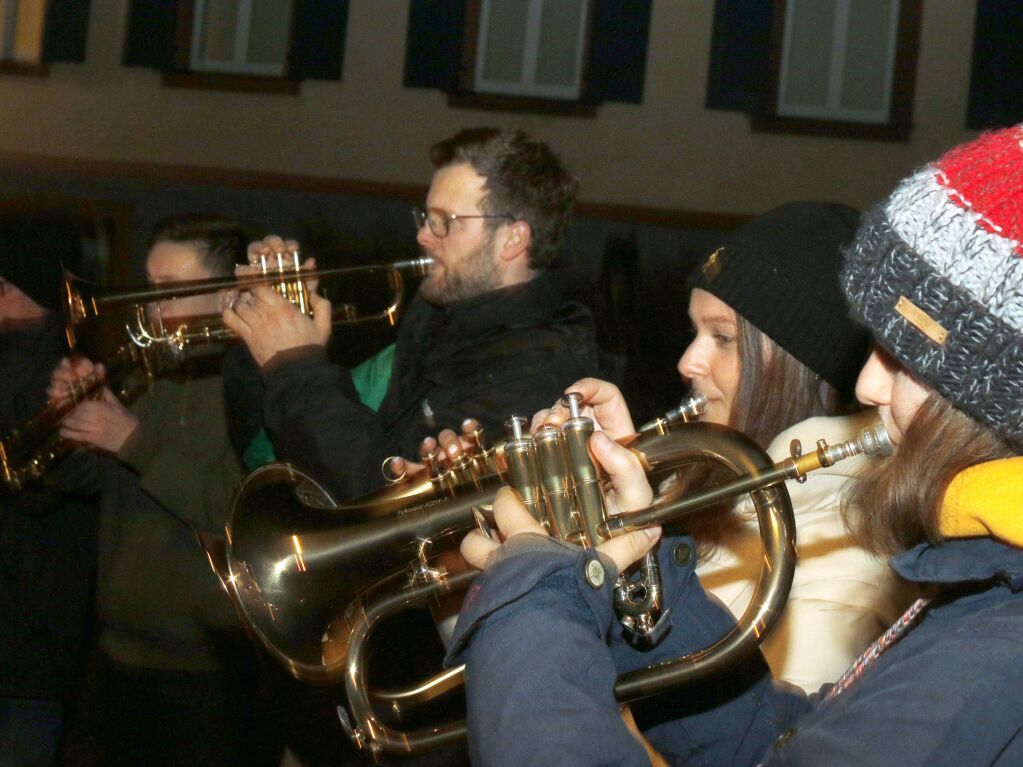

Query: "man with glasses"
<box><xmin>224</xmin><ymin>127</ymin><xmax>606</xmax><ymax>502</ymax></box>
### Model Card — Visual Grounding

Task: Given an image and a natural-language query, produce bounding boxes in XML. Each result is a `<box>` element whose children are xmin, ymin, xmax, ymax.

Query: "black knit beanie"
<box><xmin>843</xmin><ymin>125</ymin><xmax>1023</xmax><ymax>451</ymax></box>
<box><xmin>688</xmin><ymin>201</ymin><xmax>870</xmax><ymax>400</ymax></box>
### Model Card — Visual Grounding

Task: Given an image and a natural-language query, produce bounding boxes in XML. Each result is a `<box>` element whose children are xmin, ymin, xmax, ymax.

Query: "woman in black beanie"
<box><xmin>535</xmin><ymin>202</ymin><xmax>907</xmax><ymax>694</ymax></box>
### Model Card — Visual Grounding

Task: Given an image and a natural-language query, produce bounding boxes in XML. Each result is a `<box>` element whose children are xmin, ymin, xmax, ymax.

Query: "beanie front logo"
<box><xmin>895</xmin><ymin>296</ymin><xmax>948</xmax><ymax>345</ymax></box>
<box><xmin>702</xmin><ymin>247</ymin><xmax>724</xmax><ymax>283</ymax></box>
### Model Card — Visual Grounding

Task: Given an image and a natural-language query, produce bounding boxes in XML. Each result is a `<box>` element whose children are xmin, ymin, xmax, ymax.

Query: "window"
<box><xmin>189</xmin><ymin>0</ymin><xmax>293</xmax><ymax>77</ymax></box>
<box><xmin>706</xmin><ymin>0</ymin><xmax>920</xmax><ymax>141</ymax></box>
<box><xmin>404</xmin><ymin>0</ymin><xmax>651</xmax><ymax>116</ymax></box>
<box><xmin>468</xmin><ymin>0</ymin><xmax>590</xmax><ymax>101</ymax></box>
<box><xmin>0</xmin><ymin>0</ymin><xmax>46</xmax><ymax>65</ymax></box>
<box><xmin>123</xmin><ymin>0</ymin><xmax>349</xmax><ymax>93</ymax></box>
<box><xmin>776</xmin><ymin>0</ymin><xmax>900</xmax><ymax>125</ymax></box>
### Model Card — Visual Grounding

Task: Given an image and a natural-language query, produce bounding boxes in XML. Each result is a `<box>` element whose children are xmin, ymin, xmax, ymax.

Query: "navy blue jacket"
<box><xmin>447</xmin><ymin>533</ymin><xmax>1023</xmax><ymax>766</ymax></box>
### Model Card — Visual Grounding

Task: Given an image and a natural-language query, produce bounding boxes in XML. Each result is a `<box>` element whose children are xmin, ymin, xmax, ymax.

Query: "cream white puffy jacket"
<box><xmin>696</xmin><ymin>410</ymin><xmax>912</xmax><ymax>693</ymax></box>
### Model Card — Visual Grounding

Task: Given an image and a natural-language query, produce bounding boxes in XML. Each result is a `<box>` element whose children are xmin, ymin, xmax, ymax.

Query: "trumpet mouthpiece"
<box><xmin>854</xmin><ymin>420</ymin><xmax>894</xmax><ymax>458</ymax></box>
<box><xmin>393</xmin><ymin>257</ymin><xmax>434</xmax><ymax>276</ymax></box>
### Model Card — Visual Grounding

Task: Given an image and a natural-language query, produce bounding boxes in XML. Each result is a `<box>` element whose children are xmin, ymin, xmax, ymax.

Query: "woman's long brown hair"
<box><xmin>843</xmin><ymin>393</ymin><xmax>1016</xmax><ymax>555</ymax></box>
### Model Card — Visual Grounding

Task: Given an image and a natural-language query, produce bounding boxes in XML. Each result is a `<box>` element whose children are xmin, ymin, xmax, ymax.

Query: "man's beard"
<box><xmin>419</xmin><ymin>232</ymin><xmax>502</xmax><ymax>305</ymax></box>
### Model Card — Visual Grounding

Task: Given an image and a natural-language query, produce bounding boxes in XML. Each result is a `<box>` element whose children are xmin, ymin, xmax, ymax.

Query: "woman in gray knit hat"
<box><xmin>446</xmin><ymin>125</ymin><xmax>1023</xmax><ymax>766</ymax></box>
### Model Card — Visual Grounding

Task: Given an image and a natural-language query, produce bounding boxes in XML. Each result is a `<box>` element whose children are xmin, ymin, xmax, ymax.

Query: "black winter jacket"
<box><xmin>236</xmin><ymin>273</ymin><xmax>608</xmax><ymax>500</ymax></box>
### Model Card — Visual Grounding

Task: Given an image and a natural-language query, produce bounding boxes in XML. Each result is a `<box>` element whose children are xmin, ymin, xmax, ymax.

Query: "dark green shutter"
<box><xmin>967</xmin><ymin>0</ymin><xmax>1023</xmax><ymax>129</ymax></box>
<box><xmin>289</xmin><ymin>0</ymin><xmax>348</xmax><ymax>81</ymax></box>
<box><xmin>705</xmin><ymin>0</ymin><xmax>774</xmax><ymax>113</ymax></box>
<box><xmin>122</xmin><ymin>0</ymin><xmax>178</xmax><ymax>69</ymax></box>
<box><xmin>582</xmin><ymin>0</ymin><xmax>652</xmax><ymax>104</ymax></box>
<box><xmin>403</xmin><ymin>0</ymin><xmax>465</xmax><ymax>90</ymax></box>
<box><xmin>41</xmin><ymin>0</ymin><xmax>91</xmax><ymax>63</ymax></box>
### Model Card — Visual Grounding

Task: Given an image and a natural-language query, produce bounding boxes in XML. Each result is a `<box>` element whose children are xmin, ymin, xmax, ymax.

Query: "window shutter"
<box><xmin>582</xmin><ymin>0</ymin><xmax>652</xmax><ymax>104</ymax></box>
<box><xmin>41</xmin><ymin>0</ymin><xmax>91</xmax><ymax>63</ymax></box>
<box><xmin>705</xmin><ymin>0</ymin><xmax>774</xmax><ymax>113</ymax></box>
<box><xmin>122</xmin><ymin>0</ymin><xmax>178</xmax><ymax>69</ymax></box>
<box><xmin>290</xmin><ymin>0</ymin><xmax>348</xmax><ymax>81</ymax></box>
<box><xmin>403</xmin><ymin>0</ymin><xmax>465</xmax><ymax>90</ymax></box>
<box><xmin>967</xmin><ymin>0</ymin><xmax>1023</xmax><ymax>129</ymax></box>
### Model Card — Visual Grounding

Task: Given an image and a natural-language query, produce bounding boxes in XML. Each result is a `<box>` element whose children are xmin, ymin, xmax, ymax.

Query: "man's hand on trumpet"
<box><xmin>222</xmin><ymin>235</ymin><xmax>332</xmax><ymax>369</ymax></box>
<box><xmin>386</xmin><ymin>417</ymin><xmax>484</xmax><ymax>480</ymax></box>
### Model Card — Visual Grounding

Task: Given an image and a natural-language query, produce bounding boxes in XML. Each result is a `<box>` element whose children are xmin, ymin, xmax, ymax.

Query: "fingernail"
<box><xmin>644</xmin><ymin>525</ymin><xmax>662</xmax><ymax>541</ymax></box>
<box><xmin>447</xmin><ymin>443</ymin><xmax>458</xmax><ymax>455</ymax></box>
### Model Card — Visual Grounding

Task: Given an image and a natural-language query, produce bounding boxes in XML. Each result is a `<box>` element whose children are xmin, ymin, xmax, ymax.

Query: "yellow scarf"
<box><xmin>939</xmin><ymin>457</ymin><xmax>1023</xmax><ymax>547</ymax></box>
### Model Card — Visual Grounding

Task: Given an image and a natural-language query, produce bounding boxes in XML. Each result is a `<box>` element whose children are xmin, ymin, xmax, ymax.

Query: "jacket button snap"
<box><xmin>585</xmin><ymin>559</ymin><xmax>605</xmax><ymax>589</ymax></box>
<box><xmin>672</xmin><ymin>541</ymin><xmax>693</xmax><ymax>567</ymax></box>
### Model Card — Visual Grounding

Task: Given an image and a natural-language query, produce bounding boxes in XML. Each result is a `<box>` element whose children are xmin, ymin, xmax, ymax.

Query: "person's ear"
<box><xmin>500</xmin><ymin>221</ymin><xmax>531</xmax><ymax>262</ymax></box>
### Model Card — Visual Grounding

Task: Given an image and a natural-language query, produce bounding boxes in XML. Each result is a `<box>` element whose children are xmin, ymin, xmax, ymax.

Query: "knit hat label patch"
<box><xmin>895</xmin><ymin>295</ymin><xmax>947</xmax><ymax>344</ymax></box>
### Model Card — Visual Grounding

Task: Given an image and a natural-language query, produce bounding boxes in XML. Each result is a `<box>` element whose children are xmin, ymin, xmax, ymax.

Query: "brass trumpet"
<box><xmin>2</xmin><ymin>257</ymin><xmax>433</xmax><ymax>491</ymax></box>
<box><xmin>63</xmin><ymin>256</ymin><xmax>433</xmax><ymax>357</ymax></box>
<box><xmin>207</xmin><ymin>400</ymin><xmax>892</xmax><ymax>757</ymax></box>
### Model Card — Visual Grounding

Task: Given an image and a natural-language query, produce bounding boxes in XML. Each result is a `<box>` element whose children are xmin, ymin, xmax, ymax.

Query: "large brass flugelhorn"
<box><xmin>208</xmin><ymin>399</ymin><xmax>892</xmax><ymax>757</ymax></box>
<box><xmin>2</xmin><ymin>257</ymin><xmax>432</xmax><ymax>492</ymax></box>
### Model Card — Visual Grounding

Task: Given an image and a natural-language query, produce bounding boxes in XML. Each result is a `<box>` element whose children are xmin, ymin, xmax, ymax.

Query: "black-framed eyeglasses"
<box><xmin>412</xmin><ymin>206</ymin><xmax>514</xmax><ymax>238</ymax></box>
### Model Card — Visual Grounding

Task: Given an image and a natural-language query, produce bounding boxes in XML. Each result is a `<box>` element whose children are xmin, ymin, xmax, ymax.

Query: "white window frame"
<box><xmin>190</xmin><ymin>0</ymin><xmax>289</xmax><ymax>77</ymax></box>
<box><xmin>474</xmin><ymin>0</ymin><xmax>589</xmax><ymax>101</ymax></box>
<box><xmin>776</xmin><ymin>0</ymin><xmax>901</xmax><ymax>124</ymax></box>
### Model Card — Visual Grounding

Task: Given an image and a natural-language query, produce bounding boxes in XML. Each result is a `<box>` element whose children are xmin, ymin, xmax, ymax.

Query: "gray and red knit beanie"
<box><xmin>689</xmin><ymin>202</ymin><xmax>869</xmax><ymax>401</ymax></box>
<box><xmin>842</xmin><ymin>125</ymin><xmax>1023</xmax><ymax>450</ymax></box>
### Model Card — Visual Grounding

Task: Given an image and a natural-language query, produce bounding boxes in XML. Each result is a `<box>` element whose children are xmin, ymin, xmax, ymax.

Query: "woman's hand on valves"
<box><xmin>222</xmin><ymin>235</ymin><xmax>331</xmax><ymax>368</ymax></box>
<box><xmin>532</xmin><ymin>378</ymin><xmax>636</xmax><ymax>440</ymax></box>
<box><xmin>460</xmin><ymin>429</ymin><xmax>659</xmax><ymax>574</ymax></box>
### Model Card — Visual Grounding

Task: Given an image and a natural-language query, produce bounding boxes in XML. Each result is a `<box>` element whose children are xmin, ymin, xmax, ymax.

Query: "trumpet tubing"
<box><xmin>212</xmin><ymin>401</ymin><xmax>894</xmax><ymax>756</ymax></box>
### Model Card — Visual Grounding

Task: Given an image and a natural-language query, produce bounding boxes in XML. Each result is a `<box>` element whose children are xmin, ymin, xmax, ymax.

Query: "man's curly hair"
<box><xmin>430</xmin><ymin>128</ymin><xmax>579</xmax><ymax>269</ymax></box>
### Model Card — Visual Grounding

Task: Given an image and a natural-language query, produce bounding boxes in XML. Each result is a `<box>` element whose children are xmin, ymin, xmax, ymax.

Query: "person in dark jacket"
<box><xmin>49</xmin><ymin>215</ymin><xmax>280</xmax><ymax>767</ymax></box>
<box><xmin>445</xmin><ymin>126</ymin><xmax>1023</xmax><ymax>766</ymax></box>
<box><xmin>223</xmin><ymin>128</ymin><xmax>606</xmax><ymax>502</ymax></box>
<box><xmin>0</xmin><ymin>214</ymin><xmax>98</xmax><ymax>767</ymax></box>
